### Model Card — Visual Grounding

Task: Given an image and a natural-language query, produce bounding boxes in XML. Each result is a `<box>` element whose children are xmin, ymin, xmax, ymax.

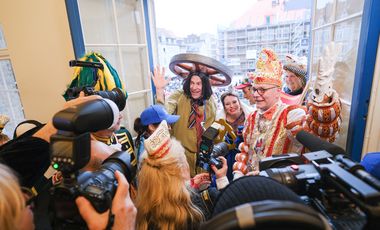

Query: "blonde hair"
<box><xmin>136</xmin><ymin>138</ymin><xmax>204</xmax><ymax>230</ymax></box>
<box><xmin>0</xmin><ymin>164</ymin><xmax>25</xmax><ymax>230</ymax></box>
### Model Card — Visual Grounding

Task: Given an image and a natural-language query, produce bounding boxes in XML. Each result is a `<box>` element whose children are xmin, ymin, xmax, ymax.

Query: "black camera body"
<box><xmin>259</xmin><ymin>151</ymin><xmax>380</xmax><ymax>229</ymax></box>
<box><xmin>49</xmin><ymin>97</ymin><xmax>134</xmax><ymax>227</ymax></box>
<box><xmin>197</xmin><ymin>123</ymin><xmax>229</xmax><ymax>172</ymax></box>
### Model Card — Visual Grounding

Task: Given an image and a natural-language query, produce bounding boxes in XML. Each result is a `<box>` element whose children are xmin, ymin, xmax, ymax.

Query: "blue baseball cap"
<box><xmin>361</xmin><ymin>152</ymin><xmax>380</xmax><ymax>180</ymax></box>
<box><xmin>140</xmin><ymin>105</ymin><xmax>180</xmax><ymax>126</ymax></box>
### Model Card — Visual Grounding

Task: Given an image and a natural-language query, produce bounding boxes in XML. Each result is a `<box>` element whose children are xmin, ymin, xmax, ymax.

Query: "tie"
<box><xmin>188</xmin><ymin>101</ymin><xmax>199</xmax><ymax>129</ymax></box>
<box><xmin>188</xmin><ymin>100</ymin><xmax>204</xmax><ymax>151</ymax></box>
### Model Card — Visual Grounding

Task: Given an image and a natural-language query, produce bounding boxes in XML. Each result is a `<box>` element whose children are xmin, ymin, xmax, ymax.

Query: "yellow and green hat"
<box><xmin>63</xmin><ymin>52</ymin><xmax>127</xmax><ymax>101</ymax></box>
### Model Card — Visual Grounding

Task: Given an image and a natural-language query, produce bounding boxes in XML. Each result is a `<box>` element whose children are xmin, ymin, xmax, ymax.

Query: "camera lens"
<box><xmin>211</xmin><ymin>142</ymin><xmax>228</xmax><ymax>157</ymax></box>
<box><xmin>95</xmin><ymin>88</ymin><xmax>126</xmax><ymax>111</ymax></box>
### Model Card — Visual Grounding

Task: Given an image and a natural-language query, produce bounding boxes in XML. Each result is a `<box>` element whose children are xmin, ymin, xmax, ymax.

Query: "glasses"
<box><xmin>21</xmin><ymin>187</ymin><xmax>36</xmax><ymax>207</ymax></box>
<box><xmin>252</xmin><ymin>86</ymin><xmax>277</xmax><ymax>95</ymax></box>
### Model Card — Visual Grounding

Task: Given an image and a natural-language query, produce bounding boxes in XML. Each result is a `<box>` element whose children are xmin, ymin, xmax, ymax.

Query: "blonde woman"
<box><xmin>0</xmin><ymin>164</ymin><xmax>35</xmax><ymax>230</ymax></box>
<box><xmin>136</xmin><ymin>120</ymin><xmax>205</xmax><ymax>230</ymax></box>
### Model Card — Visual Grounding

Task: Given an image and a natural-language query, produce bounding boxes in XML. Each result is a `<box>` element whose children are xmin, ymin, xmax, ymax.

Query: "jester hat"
<box><xmin>251</xmin><ymin>48</ymin><xmax>283</xmax><ymax>87</ymax></box>
<box><xmin>63</xmin><ymin>52</ymin><xmax>127</xmax><ymax>101</ymax></box>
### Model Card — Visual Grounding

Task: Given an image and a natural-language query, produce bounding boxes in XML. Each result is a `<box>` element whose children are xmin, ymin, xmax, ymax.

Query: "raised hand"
<box><xmin>151</xmin><ymin>66</ymin><xmax>170</xmax><ymax>90</ymax></box>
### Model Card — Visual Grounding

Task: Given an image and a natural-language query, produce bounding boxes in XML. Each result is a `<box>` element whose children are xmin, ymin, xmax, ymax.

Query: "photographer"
<box><xmin>63</xmin><ymin>52</ymin><xmax>137</xmax><ymax>170</ymax></box>
<box><xmin>0</xmin><ymin>93</ymin><xmax>134</xmax><ymax>229</ymax></box>
<box><xmin>136</xmin><ymin>120</ymin><xmax>228</xmax><ymax>230</ymax></box>
<box><xmin>0</xmin><ymin>163</ymin><xmax>35</xmax><ymax>230</ymax></box>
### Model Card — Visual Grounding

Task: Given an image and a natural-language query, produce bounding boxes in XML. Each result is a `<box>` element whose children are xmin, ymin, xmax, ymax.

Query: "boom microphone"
<box><xmin>296</xmin><ymin>130</ymin><xmax>346</xmax><ymax>156</ymax></box>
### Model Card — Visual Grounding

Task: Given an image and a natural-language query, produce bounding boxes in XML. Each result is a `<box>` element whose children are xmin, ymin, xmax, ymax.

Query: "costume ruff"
<box><xmin>241</xmin><ymin>101</ymin><xmax>305</xmax><ymax>171</ymax></box>
<box><xmin>93</xmin><ymin>128</ymin><xmax>137</xmax><ymax>167</ymax></box>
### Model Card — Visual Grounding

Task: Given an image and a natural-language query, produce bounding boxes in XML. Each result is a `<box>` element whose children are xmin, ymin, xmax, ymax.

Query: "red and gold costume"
<box><xmin>233</xmin><ymin>49</ymin><xmax>306</xmax><ymax>176</ymax></box>
<box><xmin>234</xmin><ymin>101</ymin><xmax>305</xmax><ymax>175</ymax></box>
<box><xmin>233</xmin><ymin>44</ymin><xmax>343</xmax><ymax>177</ymax></box>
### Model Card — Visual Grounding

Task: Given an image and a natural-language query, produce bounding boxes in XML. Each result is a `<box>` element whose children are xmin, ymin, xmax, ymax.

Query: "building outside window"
<box><xmin>0</xmin><ymin>24</ymin><xmax>25</xmax><ymax>138</ymax></box>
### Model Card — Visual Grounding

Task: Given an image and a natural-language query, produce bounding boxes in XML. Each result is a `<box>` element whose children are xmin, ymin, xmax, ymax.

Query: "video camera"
<box><xmin>197</xmin><ymin>122</ymin><xmax>229</xmax><ymax>172</ymax></box>
<box><xmin>259</xmin><ymin>131</ymin><xmax>380</xmax><ymax>230</ymax></box>
<box><xmin>64</xmin><ymin>60</ymin><xmax>126</xmax><ymax>111</ymax></box>
<box><xmin>49</xmin><ymin>95</ymin><xmax>135</xmax><ymax>228</ymax></box>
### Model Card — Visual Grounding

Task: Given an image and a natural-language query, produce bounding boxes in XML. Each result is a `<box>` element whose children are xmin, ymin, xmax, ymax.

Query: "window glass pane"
<box><xmin>0</xmin><ymin>60</ymin><xmax>25</xmax><ymax>138</ymax></box>
<box><xmin>336</xmin><ymin>0</ymin><xmax>364</xmax><ymax>20</ymax></box>
<box><xmin>121</xmin><ymin>47</ymin><xmax>150</xmax><ymax>93</ymax></box>
<box><xmin>314</xmin><ymin>0</ymin><xmax>334</xmax><ymax>27</ymax></box>
<box><xmin>332</xmin><ymin>18</ymin><xmax>362</xmax><ymax>148</ymax></box>
<box><xmin>311</xmin><ymin>27</ymin><xmax>331</xmax><ymax>74</ymax></box>
<box><xmin>78</xmin><ymin>0</ymin><xmax>149</xmax><ymax>133</ymax></box>
<box><xmin>0</xmin><ymin>24</ymin><xmax>6</xmax><ymax>48</ymax></box>
<box><xmin>116</xmin><ymin>0</ymin><xmax>146</xmax><ymax>44</ymax></box>
<box><xmin>78</xmin><ymin>0</ymin><xmax>117</xmax><ymax>44</ymax></box>
<box><xmin>85</xmin><ymin>46</ymin><xmax>120</xmax><ymax>73</ymax></box>
<box><xmin>333</xmin><ymin>18</ymin><xmax>361</xmax><ymax>102</ymax></box>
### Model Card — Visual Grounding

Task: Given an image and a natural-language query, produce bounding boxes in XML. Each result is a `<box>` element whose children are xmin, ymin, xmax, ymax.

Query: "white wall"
<box><xmin>0</xmin><ymin>0</ymin><xmax>75</xmax><ymax>122</ymax></box>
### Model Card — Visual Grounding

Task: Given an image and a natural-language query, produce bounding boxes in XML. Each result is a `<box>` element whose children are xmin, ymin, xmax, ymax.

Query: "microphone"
<box><xmin>296</xmin><ymin>131</ymin><xmax>380</xmax><ymax>190</ymax></box>
<box><xmin>296</xmin><ymin>130</ymin><xmax>346</xmax><ymax>156</ymax></box>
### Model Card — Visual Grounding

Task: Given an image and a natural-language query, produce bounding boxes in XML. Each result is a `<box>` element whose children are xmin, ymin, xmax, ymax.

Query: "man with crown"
<box><xmin>233</xmin><ymin>49</ymin><xmax>306</xmax><ymax>178</ymax></box>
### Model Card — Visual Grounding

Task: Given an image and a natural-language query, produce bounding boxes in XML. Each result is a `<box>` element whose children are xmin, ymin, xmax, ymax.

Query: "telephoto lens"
<box><xmin>94</xmin><ymin>88</ymin><xmax>126</xmax><ymax>111</ymax></box>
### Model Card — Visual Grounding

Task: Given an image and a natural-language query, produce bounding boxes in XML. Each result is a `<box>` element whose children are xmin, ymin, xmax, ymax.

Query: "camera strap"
<box><xmin>105</xmin><ymin>198</ymin><xmax>115</xmax><ymax>230</ymax></box>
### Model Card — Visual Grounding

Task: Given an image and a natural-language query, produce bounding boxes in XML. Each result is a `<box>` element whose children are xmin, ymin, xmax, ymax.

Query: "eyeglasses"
<box><xmin>21</xmin><ymin>187</ymin><xmax>36</xmax><ymax>207</ymax></box>
<box><xmin>252</xmin><ymin>86</ymin><xmax>278</xmax><ymax>95</ymax></box>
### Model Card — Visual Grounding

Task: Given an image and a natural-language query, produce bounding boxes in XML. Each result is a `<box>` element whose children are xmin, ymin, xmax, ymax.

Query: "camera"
<box><xmin>50</xmin><ymin>98</ymin><xmax>135</xmax><ymax>228</ymax></box>
<box><xmin>197</xmin><ymin>122</ymin><xmax>229</xmax><ymax>172</ymax></box>
<box><xmin>64</xmin><ymin>59</ymin><xmax>126</xmax><ymax>111</ymax></box>
<box><xmin>259</xmin><ymin>149</ymin><xmax>380</xmax><ymax>229</ymax></box>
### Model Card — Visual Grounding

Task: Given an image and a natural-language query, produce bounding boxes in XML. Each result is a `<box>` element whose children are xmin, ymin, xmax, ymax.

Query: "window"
<box><xmin>310</xmin><ymin>0</ymin><xmax>364</xmax><ymax>150</ymax></box>
<box><xmin>69</xmin><ymin>0</ymin><xmax>153</xmax><ymax>135</ymax></box>
<box><xmin>0</xmin><ymin>24</ymin><xmax>25</xmax><ymax>138</ymax></box>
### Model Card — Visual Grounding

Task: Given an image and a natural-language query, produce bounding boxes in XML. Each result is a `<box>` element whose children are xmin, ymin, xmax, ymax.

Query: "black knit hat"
<box><xmin>212</xmin><ymin>176</ymin><xmax>303</xmax><ymax>217</ymax></box>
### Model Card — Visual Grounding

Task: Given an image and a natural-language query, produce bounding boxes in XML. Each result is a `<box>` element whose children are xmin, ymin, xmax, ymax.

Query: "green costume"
<box><xmin>159</xmin><ymin>90</ymin><xmax>216</xmax><ymax>177</ymax></box>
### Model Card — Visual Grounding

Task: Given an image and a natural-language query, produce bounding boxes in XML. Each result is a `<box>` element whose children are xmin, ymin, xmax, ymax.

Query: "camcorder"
<box><xmin>64</xmin><ymin>60</ymin><xmax>126</xmax><ymax>112</ymax></box>
<box><xmin>49</xmin><ymin>94</ymin><xmax>135</xmax><ymax>228</ymax></box>
<box><xmin>197</xmin><ymin>122</ymin><xmax>229</xmax><ymax>172</ymax></box>
<box><xmin>259</xmin><ymin>131</ymin><xmax>380</xmax><ymax>230</ymax></box>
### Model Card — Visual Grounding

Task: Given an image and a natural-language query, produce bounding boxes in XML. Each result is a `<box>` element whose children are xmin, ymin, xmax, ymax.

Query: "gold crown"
<box><xmin>144</xmin><ymin>120</ymin><xmax>171</xmax><ymax>159</ymax></box>
<box><xmin>252</xmin><ymin>49</ymin><xmax>283</xmax><ymax>87</ymax></box>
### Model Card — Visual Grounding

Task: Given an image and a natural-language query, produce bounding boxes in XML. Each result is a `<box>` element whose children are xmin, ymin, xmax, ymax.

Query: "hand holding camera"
<box><xmin>76</xmin><ymin>170</ymin><xmax>136</xmax><ymax>230</ymax></box>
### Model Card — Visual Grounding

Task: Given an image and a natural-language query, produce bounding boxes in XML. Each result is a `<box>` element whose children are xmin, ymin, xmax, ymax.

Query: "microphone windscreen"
<box><xmin>296</xmin><ymin>130</ymin><xmax>346</xmax><ymax>156</ymax></box>
<box><xmin>212</xmin><ymin>176</ymin><xmax>303</xmax><ymax>217</ymax></box>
